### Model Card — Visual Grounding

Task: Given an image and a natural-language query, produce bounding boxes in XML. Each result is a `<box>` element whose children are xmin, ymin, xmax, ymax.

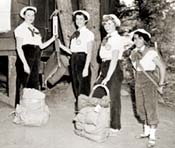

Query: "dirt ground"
<box><xmin>0</xmin><ymin>83</ymin><xmax>174</xmax><ymax>148</ymax></box>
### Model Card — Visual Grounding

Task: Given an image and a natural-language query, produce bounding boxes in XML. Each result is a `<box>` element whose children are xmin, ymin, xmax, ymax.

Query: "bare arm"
<box><xmin>16</xmin><ymin>37</ymin><xmax>30</xmax><ymax>74</ymax></box>
<box><xmin>102</xmin><ymin>49</ymin><xmax>119</xmax><ymax>85</ymax></box>
<box><xmin>59</xmin><ymin>40</ymin><xmax>72</xmax><ymax>55</ymax></box>
<box><xmin>82</xmin><ymin>41</ymin><xmax>94</xmax><ymax>77</ymax></box>
<box><xmin>39</xmin><ymin>36</ymin><xmax>55</xmax><ymax>49</ymax></box>
<box><xmin>153</xmin><ymin>57</ymin><xmax>166</xmax><ymax>85</ymax></box>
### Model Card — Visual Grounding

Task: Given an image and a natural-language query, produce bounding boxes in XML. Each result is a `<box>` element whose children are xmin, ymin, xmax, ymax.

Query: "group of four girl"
<box><xmin>14</xmin><ymin>6</ymin><xmax>166</xmax><ymax>147</ymax></box>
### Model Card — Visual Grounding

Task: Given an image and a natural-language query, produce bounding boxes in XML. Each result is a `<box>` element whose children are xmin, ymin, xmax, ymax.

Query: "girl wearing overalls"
<box><xmin>130</xmin><ymin>29</ymin><xmax>166</xmax><ymax>147</ymax></box>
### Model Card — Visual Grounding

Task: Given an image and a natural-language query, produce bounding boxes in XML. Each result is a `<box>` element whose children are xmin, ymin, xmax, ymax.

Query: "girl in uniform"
<box><xmin>59</xmin><ymin>10</ymin><xmax>94</xmax><ymax>110</ymax></box>
<box><xmin>93</xmin><ymin>14</ymin><xmax>130</xmax><ymax>135</ymax></box>
<box><xmin>14</xmin><ymin>6</ymin><xmax>57</xmax><ymax>106</ymax></box>
<box><xmin>130</xmin><ymin>29</ymin><xmax>166</xmax><ymax>147</ymax></box>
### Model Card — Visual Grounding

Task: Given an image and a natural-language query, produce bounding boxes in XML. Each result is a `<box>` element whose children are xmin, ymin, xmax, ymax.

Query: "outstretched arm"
<box><xmin>59</xmin><ymin>40</ymin><xmax>72</xmax><ymax>55</ymax></box>
<box><xmin>39</xmin><ymin>35</ymin><xmax>56</xmax><ymax>49</ymax></box>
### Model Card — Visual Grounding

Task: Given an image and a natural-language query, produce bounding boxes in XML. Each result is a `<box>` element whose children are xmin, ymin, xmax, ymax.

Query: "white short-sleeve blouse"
<box><xmin>99</xmin><ymin>31</ymin><xmax>128</xmax><ymax>61</ymax></box>
<box><xmin>132</xmin><ymin>47</ymin><xmax>159</xmax><ymax>71</ymax></box>
<box><xmin>70</xmin><ymin>26</ymin><xmax>94</xmax><ymax>54</ymax></box>
<box><xmin>14</xmin><ymin>22</ymin><xmax>42</xmax><ymax>46</ymax></box>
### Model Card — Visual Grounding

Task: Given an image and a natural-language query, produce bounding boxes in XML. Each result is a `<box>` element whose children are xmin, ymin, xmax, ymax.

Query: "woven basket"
<box><xmin>78</xmin><ymin>84</ymin><xmax>110</xmax><ymax>111</ymax></box>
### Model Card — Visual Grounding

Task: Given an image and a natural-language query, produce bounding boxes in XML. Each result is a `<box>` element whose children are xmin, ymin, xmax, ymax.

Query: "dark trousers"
<box><xmin>135</xmin><ymin>72</ymin><xmax>159</xmax><ymax>125</ymax></box>
<box><xmin>15</xmin><ymin>44</ymin><xmax>40</xmax><ymax>106</ymax></box>
<box><xmin>70</xmin><ymin>52</ymin><xmax>91</xmax><ymax>100</ymax></box>
<box><xmin>93</xmin><ymin>60</ymin><xmax>123</xmax><ymax>129</ymax></box>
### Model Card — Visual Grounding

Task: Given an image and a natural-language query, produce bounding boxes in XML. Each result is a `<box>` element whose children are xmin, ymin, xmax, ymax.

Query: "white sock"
<box><xmin>149</xmin><ymin>128</ymin><xmax>156</xmax><ymax>140</ymax></box>
<box><xmin>144</xmin><ymin>124</ymin><xmax>150</xmax><ymax>136</ymax></box>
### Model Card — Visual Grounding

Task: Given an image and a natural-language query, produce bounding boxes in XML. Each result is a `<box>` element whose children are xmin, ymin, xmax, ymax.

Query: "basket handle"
<box><xmin>89</xmin><ymin>84</ymin><xmax>110</xmax><ymax>98</ymax></box>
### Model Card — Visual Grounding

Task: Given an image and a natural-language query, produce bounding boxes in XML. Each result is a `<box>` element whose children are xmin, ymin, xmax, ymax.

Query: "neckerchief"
<box><xmin>71</xmin><ymin>30</ymin><xmax>80</xmax><ymax>40</ymax></box>
<box><xmin>131</xmin><ymin>46</ymin><xmax>149</xmax><ymax>62</ymax></box>
<box><xmin>101</xmin><ymin>35</ymin><xmax>111</xmax><ymax>46</ymax></box>
<box><xmin>28</xmin><ymin>27</ymin><xmax>40</xmax><ymax>37</ymax></box>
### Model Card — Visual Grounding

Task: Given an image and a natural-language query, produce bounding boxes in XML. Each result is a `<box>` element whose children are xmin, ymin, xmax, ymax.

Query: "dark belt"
<box><xmin>72</xmin><ymin>52</ymin><xmax>86</xmax><ymax>55</ymax></box>
<box><xmin>22</xmin><ymin>44</ymin><xmax>39</xmax><ymax>49</ymax></box>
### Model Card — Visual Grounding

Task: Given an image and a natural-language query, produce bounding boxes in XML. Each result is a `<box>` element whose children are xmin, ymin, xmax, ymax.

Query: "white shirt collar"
<box><xmin>107</xmin><ymin>30</ymin><xmax>119</xmax><ymax>37</ymax></box>
<box><xmin>138</xmin><ymin>45</ymin><xmax>145</xmax><ymax>52</ymax></box>
<box><xmin>134</xmin><ymin>45</ymin><xmax>145</xmax><ymax>52</ymax></box>
<box><xmin>78</xmin><ymin>26</ymin><xmax>87</xmax><ymax>32</ymax></box>
<box><xmin>23</xmin><ymin>21</ymin><xmax>35</xmax><ymax>29</ymax></box>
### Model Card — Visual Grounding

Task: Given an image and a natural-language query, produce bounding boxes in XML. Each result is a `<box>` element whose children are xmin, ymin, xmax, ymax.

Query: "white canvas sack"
<box><xmin>13</xmin><ymin>88</ymin><xmax>50</xmax><ymax>126</ymax></box>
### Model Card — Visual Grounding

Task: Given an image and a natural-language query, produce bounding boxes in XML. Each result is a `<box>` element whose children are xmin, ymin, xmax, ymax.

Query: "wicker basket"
<box><xmin>78</xmin><ymin>84</ymin><xmax>110</xmax><ymax>111</ymax></box>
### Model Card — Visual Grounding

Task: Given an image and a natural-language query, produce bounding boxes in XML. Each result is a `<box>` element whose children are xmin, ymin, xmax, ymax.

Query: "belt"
<box><xmin>22</xmin><ymin>44</ymin><xmax>39</xmax><ymax>48</ymax></box>
<box><xmin>72</xmin><ymin>52</ymin><xmax>86</xmax><ymax>54</ymax></box>
<box><xmin>102</xmin><ymin>59</ymin><xmax>123</xmax><ymax>62</ymax></box>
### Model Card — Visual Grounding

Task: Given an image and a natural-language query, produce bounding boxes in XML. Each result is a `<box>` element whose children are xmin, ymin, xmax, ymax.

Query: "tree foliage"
<box><xmin>110</xmin><ymin>0</ymin><xmax>175</xmax><ymax>105</ymax></box>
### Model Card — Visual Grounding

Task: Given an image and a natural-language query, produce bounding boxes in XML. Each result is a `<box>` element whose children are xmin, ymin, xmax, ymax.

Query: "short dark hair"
<box><xmin>132</xmin><ymin>31</ymin><xmax>150</xmax><ymax>42</ymax></box>
<box><xmin>24</xmin><ymin>8</ymin><xmax>36</xmax><ymax>15</ymax></box>
<box><xmin>73</xmin><ymin>12</ymin><xmax>88</xmax><ymax>21</ymax></box>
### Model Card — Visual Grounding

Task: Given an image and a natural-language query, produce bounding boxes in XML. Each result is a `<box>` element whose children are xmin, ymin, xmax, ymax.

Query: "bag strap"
<box><xmin>89</xmin><ymin>84</ymin><xmax>110</xmax><ymax>99</ymax></box>
<box><xmin>136</xmin><ymin>61</ymin><xmax>159</xmax><ymax>88</ymax></box>
<box><xmin>135</xmin><ymin>44</ymin><xmax>163</xmax><ymax>88</ymax></box>
<box><xmin>136</xmin><ymin>61</ymin><xmax>165</xmax><ymax>95</ymax></box>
